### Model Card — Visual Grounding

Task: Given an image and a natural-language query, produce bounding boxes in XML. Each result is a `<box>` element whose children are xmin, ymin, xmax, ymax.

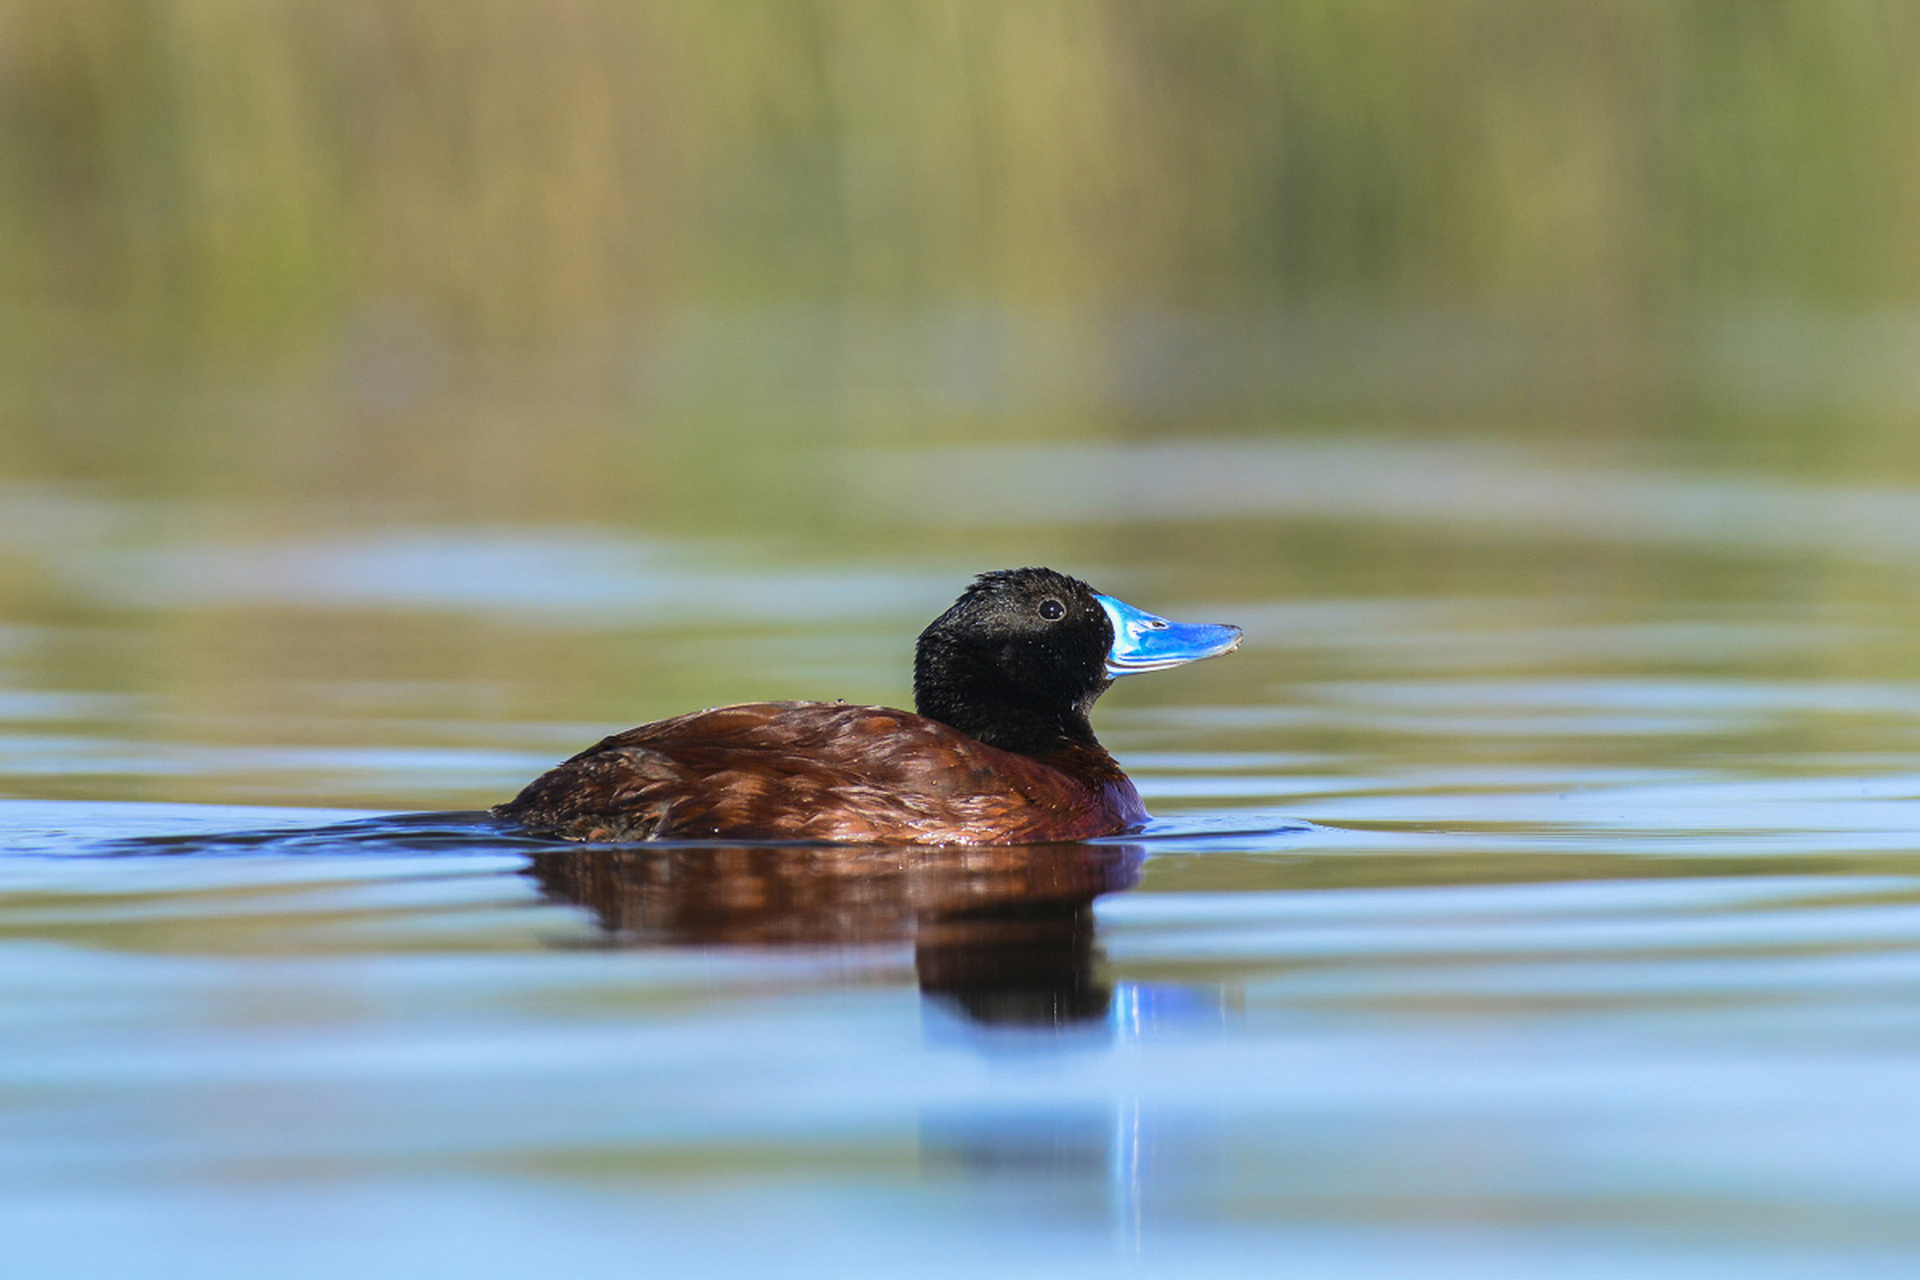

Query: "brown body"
<box><xmin>493</xmin><ymin>700</ymin><xmax>1149</xmax><ymax>845</ymax></box>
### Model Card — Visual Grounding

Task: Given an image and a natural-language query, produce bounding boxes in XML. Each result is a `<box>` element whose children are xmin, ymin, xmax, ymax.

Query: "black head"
<box><xmin>911</xmin><ymin>568</ymin><xmax>1119</xmax><ymax>757</ymax></box>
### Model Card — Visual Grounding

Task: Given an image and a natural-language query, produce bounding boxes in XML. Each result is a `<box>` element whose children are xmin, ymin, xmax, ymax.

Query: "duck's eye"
<box><xmin>1039</xmin><ymin>599</ymin><xmax>1066</xmax><ymax>621</ymax></box>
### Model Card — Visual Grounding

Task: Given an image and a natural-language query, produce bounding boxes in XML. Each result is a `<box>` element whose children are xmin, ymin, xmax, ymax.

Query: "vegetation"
<box><xmin>6</xmin><ymin>3</ymin><xmax>1918</xmax><ymax>325</ymax></box>
<box><xmin>2</xmin><ymin>1</ymin><xmax>1919</xmax><ymax>501</ymax></box>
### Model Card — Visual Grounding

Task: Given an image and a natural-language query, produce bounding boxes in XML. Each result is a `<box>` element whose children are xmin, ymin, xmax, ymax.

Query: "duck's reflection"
<box><xmin>525</xmin><ymin>841</ymin><xmax>1142</xmax><ymax>1028</ymax></box>
<box><xmin>527</xmin><ymin>838</ymin><xmax>1232</xmax><ymax>1240</ymax></box>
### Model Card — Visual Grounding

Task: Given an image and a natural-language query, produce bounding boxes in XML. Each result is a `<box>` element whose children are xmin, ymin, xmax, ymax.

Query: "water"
<box><xmin>9</xmin><ymin>7</ymin><xmax>1920</xmax><ymax>1269</ymax></box>
<box><xmin>5</xmin><ymin>434</ymin><xmax>1920</xmax><ymax>1278</ymax></box>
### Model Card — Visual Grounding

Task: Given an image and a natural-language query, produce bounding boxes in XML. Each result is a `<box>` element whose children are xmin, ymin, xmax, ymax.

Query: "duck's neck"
<box><xmin>912</xmin><ymin>636</ymin><xmax>1113</xmax><ymax>763</ymax></box>
<box><xmin>920</xmin><ymin>694</ymin><xmax>1102</xmax><ymax>761</ymax></box>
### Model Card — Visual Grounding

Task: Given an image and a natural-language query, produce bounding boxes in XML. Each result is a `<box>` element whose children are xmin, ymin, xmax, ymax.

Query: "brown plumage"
<box><xmin>496</xmin><ymin>701</ymin><xmax>1144</xmax><ymax>843</ymax></box>
<box><xmin>493</xmin><ymin>567</ymin><xmax>1240</xmax><ymax>845</ymax></box>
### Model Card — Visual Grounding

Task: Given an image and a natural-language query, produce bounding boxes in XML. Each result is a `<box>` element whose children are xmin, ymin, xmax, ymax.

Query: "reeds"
<box><xmin>4</xmin><ymin>0</ymin><xmax>1916</xmax><ymax>342</ymax></box>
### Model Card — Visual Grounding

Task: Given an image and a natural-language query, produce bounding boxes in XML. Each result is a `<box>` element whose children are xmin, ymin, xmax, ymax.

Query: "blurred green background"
<box><xmin>4</xmin><ymin>0</ymin><xmax>1920</xmax><ymax>806</ymax></box>
<box><xmin>7</xmin><ymin>0</ymin><xmax>1919</xmax><ymax>497</ymax></box>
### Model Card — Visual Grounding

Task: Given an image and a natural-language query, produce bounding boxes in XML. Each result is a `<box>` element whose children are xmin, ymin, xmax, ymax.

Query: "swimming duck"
<box><xmin>493</xmin><ymin>567</ymin><xmax>1241</xmax><ymax>844</ymax></box>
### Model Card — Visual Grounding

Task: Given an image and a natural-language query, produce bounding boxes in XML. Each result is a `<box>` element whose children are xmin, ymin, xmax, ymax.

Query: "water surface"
<box><xmin>6</xmin><ymin>436</ymin><xmax>1920</xmax><ymax>1277</ymax></box>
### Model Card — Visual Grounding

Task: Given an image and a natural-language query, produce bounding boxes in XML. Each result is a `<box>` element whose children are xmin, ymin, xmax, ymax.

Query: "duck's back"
<box><xmin>493</xmin><ymin>701</ymin><xmax>1145</xmax><ymax>844</ymax></box>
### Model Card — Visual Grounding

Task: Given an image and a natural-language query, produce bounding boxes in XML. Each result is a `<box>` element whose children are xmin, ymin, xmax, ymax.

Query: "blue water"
<box><xmin>8</xmin><ymin>438</ymin><xmax>1920</xmax><ymax>1276</ymax></box>
<box><xmin>7</xmin><ymin>779</ymin><xmax>1920</xmax><ymax>1278</ymax></box>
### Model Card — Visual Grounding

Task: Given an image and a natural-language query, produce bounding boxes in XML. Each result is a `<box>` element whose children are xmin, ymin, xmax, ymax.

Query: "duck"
<box><xmin>492</xmin><ymin>567</ymin><xmax>1241</xmax><ymax>844</ymax></box>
